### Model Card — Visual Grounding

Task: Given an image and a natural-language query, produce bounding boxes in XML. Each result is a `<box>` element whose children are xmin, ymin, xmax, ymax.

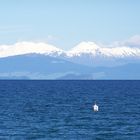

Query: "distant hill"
<box><xmin>0</xmin><ymin>53</ymin><xmax>140</xmax><ymax>79</ymax></box>
<box><xmin>0</xmin><ymin>54</ymin><xmax>93</xmax><ymax>79</ymax></box>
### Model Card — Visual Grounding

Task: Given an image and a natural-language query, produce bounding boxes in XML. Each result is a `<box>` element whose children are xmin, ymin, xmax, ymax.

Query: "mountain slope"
<box><xmin>0</xmin><ymin>54</ymin><xmax>93</xmax><ymax>79</ymax></box>
<box><xmin>0</xmin><ymin>53</ymin><xmax>140</xmax><ymax>79</ymax></box>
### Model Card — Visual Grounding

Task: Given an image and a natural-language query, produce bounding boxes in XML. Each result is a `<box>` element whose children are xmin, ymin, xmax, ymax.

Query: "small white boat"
<box><xmin>93</xmin><ymin>102</ymin><xmax>99</xmax><ymax>112</ymax></box>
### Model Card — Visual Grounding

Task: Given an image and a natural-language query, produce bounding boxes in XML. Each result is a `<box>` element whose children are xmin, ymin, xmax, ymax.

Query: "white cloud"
<box><xmin>123</xmin><ymin>35</ymin><xmax>140</xmax><ymax>47</ymax></box>
<box><xmin>111</xmin><ymin>35</ymin><xmax>140</xmax><ymax>47</ymax></box>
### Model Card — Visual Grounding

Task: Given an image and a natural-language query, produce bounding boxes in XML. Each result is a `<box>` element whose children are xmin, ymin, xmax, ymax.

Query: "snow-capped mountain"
<box><xmin>0</xmin><ymin>41</ymin><xmax>140</xmax><ymax>67</ymax></box>
<box><xmin>0</xmin><ymin>41</ymin><xmax>64</xmax><ymax>58</ymax></box>
<box><xmin>67</xmin><ymin>42</ymin><xmax>140</xmax><ymax>58</ymax></box>
<box><xmin>1</xmin><ymin>41</ymin><xmax>140</xmax><ymax>58</ymax></box>
<box><xmin>0</xmin><ymin>41</ymin><xmax>140</xmax><ymax>79</ymax></box>
<box><xmin>66</xmin><ymin>42</ymin><xmax>140</xmax><ymax>66</ymax></box>
<box><xmin>67</xmin><ymin>42</ymin><xmax>100</xmax><ymax>57</ymax></box>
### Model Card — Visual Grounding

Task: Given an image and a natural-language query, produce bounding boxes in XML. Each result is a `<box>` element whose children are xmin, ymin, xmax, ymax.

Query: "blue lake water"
<box><xmin>0</xmin><ymin>80</ymin><xmax>139</xmax><ymax>139</ymax></box>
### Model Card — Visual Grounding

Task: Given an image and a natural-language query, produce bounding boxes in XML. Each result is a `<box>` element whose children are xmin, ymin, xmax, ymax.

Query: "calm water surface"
<box><xmin>0</xmin><ymin>80</ymin><xmax>139</xmax><ymax>139</ymax></box>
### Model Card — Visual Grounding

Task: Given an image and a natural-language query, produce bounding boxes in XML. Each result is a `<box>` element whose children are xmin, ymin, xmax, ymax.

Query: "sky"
<box><xmin>0</xmin><ymin>0</ymin><xmax>140</xmax><ymax>49</ymax></box>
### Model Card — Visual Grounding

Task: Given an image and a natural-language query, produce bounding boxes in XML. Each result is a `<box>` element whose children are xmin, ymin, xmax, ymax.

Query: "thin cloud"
<box><xmin>110</xmin><ymin>35</ymin><xmax>140</xmax><ymax>48</ymax></box>
<box><xmin>124</xmin><ymin>35</ymin><xmax>140</xmax><ymax>47</ymax></box>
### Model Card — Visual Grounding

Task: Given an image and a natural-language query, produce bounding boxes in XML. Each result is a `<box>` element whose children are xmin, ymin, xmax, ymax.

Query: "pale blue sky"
<box><xmin>0</xmin><ymin>0</ymin><xmax>140</xmax><ymax>49</ymax></box>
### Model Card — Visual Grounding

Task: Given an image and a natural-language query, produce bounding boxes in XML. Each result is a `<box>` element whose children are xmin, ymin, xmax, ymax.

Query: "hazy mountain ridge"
<box><xmin>0</xmin><ymin>53</ymin><xmax>140</xmax><ymax>79</ymax></box>
<box><xmin>0</xmin><ymin>54</ymin><xmax>94</xmax><ymax>79</ymax></box>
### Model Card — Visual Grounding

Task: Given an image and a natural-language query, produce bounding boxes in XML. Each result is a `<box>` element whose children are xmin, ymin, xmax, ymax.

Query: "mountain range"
<box><xmin>0</xmin><ymin>41</ymin><xmax>140</xmax><ymax>79</ymax></box>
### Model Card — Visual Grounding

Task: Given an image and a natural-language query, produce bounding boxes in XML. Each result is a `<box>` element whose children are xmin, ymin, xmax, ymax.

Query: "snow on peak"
<box><xmin>0</xmin><ymin>41</ymin><xmax>64</xmax><ymax>58</ymax></box>
<box><xmin>67</xmin><ymin>42</ymin><xmax>100</xmax><ymax>56</ymax></box>
<box><xmin>100</xmin><ymin>46</ymin><xmax>140</xmax><ymax>57</ymax></box>
<box><xmin>0</xmin><ymin>41</ymin><xmax>140</xmax><ymax>59</ymax></box>
<box><xmin>67</xmin><ymin>41</ymin><xmax>140</xmax><ymax>58</ymax></box>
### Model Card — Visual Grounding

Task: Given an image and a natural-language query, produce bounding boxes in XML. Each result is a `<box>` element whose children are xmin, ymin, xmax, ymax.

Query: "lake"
<box><xmin>0</xmin><ymin>80</ymin><xmax>139</xmax><ymax>139</ymax></box>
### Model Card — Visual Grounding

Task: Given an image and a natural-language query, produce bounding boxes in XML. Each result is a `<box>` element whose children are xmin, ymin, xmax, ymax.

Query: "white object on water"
<box><xmin>93</xmin><ymin>103</ymin><xmax>99</xmax><ymax>112</ymax></box>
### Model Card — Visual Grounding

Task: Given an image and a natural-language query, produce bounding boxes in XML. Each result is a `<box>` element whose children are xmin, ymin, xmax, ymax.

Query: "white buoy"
<box><xmin>93</xmin><ymin>102</ymin><xmax>99</xmax><ymax>112</ymax></box>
